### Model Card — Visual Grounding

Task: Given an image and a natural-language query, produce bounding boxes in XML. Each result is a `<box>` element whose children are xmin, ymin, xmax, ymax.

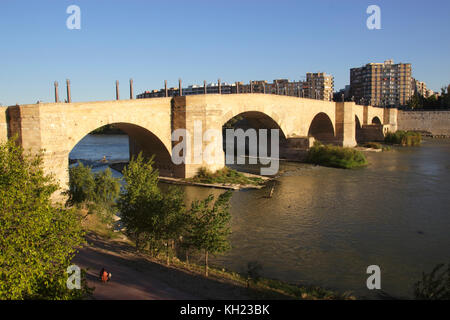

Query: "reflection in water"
<box><xmin>70</xmin><ymin>136</ymin><xmax>450</xmax><ymax>299</ymax></box>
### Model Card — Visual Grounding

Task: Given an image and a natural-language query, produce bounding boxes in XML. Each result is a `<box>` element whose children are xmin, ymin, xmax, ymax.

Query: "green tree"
<box><xmin>94</xmin><ymin>168</ymin><xmax>121</xmax><ymax>205</ymax></box>
<box><xmin>157</xmin><ymin>186</ymin><xmax>186</xmax><ymax>265</ymax></box>
<box><xmin>186</xmin><ymin>191</ymin><xmax>233</xmax><ymax>276</ymax></box>
<box><xmin>407</xmin><ymin>93</ymin><xmax>423</xmax><ymax>109</ymax></box>
<box><xmin>66</xmin><ymin>161</ymin><xmax>96</xmax><ymax>207</ymax></box>
<box><xmin>440</xmin><ymin>85</ymin><xmax>450</xmax><ymax>108</ymax></box>
<box><xmin>117</xmin><ymin>153</ymin><xmax>161</xmax><ymax>251</ymax></box>
<box><xmin>93</xmin><ymin>168</ymin><xmax>121</xmax><ymax>223</ymax></box>
<box><xmin>0</xmin><ymin>139</ymin><xmax>89</xmax><ymax>299</ymax></box>
<box><xmin>66</xmin><ymin>163</ymin><xmax>121</xmax><ymax>224</ymax></box>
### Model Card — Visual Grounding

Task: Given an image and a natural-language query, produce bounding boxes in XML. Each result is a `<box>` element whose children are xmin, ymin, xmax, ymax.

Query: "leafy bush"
<box><xmin>246</xmin><ymin>261</ymin><xmax>263</xmax><ymax>287</ymax></box>
<box><xmin>0</xmin><ymin>139</ymin><xmax>90</xmax><ymax>299</ymax></box>
<box><xmin>414</xmin><ymin>263</ymin><xmax>450</xmax><ymax>300</ymax></box>
<box><xmin>384</xmin><ymin>131</ymin><xmax>421</xmax><ymax>146</ymax></box>
<box><xmin>306</xmin><ymin>143</ymin><xmax>368</xmax><ymax>169</ymax></box>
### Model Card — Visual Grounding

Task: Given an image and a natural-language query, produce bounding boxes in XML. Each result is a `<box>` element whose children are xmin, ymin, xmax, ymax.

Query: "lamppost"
<box><xmin>54</xmin><ymin>81</ymin><xmax>59</xmax><ymax>103</ymax></box>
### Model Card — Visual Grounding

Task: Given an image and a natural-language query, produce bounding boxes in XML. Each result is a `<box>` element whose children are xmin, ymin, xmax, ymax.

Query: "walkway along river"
<box><xmin>70</xmin><ymin>134</ymin><xmax>450</xmax><ymax>299</ymax></box>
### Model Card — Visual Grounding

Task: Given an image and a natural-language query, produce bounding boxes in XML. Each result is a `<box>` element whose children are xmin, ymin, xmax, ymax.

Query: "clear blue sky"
<box><xmin>1</xmin><ymin>0</ymin><xmax>449</xmax><ymax>105</ymax></box>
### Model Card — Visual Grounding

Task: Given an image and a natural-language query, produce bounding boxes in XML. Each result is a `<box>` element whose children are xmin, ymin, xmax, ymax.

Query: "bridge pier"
<box><xmin>335</xmin><ymin>102</ymin><xmax>357</xmax><ymax>147</ymax></box>
<box><xmin>171</xmin><ymin>96</ymin><xmax>225</xmax><ymax>178</ymax></box>
<box><xmin>383</xmin><ymin>108</ymin><xmax>398</xmax><ymax>133</ymax></box>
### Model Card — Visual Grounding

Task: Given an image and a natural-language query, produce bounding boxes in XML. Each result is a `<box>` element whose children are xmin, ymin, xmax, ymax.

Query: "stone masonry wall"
<box><xmin>398</xmin><ymin>110</ymin><xmax>450</xmax><ymax>136</ymax></box>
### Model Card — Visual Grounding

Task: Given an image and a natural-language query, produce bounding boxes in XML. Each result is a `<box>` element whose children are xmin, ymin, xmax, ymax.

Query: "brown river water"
<box><xmin>70</xmin><ymin>136</ymin><xmax>450</xmax><ymax>299</ymax></box>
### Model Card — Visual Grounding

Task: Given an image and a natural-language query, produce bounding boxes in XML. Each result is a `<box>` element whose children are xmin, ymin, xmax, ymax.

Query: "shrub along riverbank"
<box><xmin>384</xmin><ymin>130</ymin><xmax>422</xmax><ymax>146</ymax></box>
<box><xmin>186</xmin><ymin>167</ymin><xmax>265</xmax><ymax>186</ymax></box>
<box><xmin>306</xmin><ymin>143</ymin><xmax>368</xmax><ymax>169</ymax></box>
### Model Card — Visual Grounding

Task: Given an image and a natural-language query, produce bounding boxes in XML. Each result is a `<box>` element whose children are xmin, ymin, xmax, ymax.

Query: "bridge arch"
<box><xmin>307</xmin><ymin>112</ymin><xmax>335</xmax><ymax>144</ymax></box>
<box><xmin>222</xmin><ymin>110</ymin><xmax>287</xmax><ymax>138</ymax></box>
<box><xmin>371</xmin><ymin>116</ymin><xmax>382</xmax><ymax>125</ymax></box>
<box><xmin>355</xmin><ymin>115</ymin><xmax>363</xmax><ymax>143</ymax></box>
<box><xmin>70</xmin><ymin>122</ymin><xmax>174</xmax><ymax>176</ymax></box>
<box><xmin>220</xmin><ymin>110</ymin><xmax>287</xmax><ymax>166</ymax></box>
<box><xmin>221</xmin><ymin>109</ymin><xmax>286</xmax><ymax>137</ymax></box>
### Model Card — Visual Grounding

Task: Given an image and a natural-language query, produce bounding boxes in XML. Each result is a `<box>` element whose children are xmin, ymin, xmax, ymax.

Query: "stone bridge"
<box><xmin>0</xmin><ymin>94</ymin><xmax>397</xmax><ymax>189</ymax></box>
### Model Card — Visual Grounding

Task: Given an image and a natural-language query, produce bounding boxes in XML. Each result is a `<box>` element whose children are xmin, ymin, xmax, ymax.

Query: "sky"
<box><xmin>0</xmin><ymin>0</ymin><xmax>449</xmax><ymax>105</ymax></box>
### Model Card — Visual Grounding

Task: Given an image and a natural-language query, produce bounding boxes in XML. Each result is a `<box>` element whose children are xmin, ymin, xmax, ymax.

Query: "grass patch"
<box><xmin>187</xmin><ymin>167</ymin><xmax>264</xmax><ymax>186</ymax></box>
<box><xmin>384</xmin><ymin>131</ymin><xmax>422</xmax><ymax>146</ymax></box>
<box><xmin>78</xmin><ymin>208</ymin><xmax>122</xmax><ymax>240</ymax></box>
<box><xmin>306</xmin><ymin>143</ymin><xmax>368</xmax><ymax>169</ymax></box>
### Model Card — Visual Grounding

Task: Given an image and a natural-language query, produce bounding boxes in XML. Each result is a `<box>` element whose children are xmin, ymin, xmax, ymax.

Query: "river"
<box><xmin>69</xmin><ymin>134</ymin><xmax>450</xmax><ymax>299</ymax></box>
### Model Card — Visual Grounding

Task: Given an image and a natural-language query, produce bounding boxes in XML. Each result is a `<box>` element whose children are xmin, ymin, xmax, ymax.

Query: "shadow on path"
<box><xmin>74</xmin><ymin>234</ymin><xmax>291</xmax><ymax>300</ymax></box>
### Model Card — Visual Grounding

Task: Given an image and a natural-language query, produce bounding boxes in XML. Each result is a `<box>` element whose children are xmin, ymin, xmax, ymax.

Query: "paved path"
<box><xmin>73</xmin><ymin>237</ymin><xmax>198</xmax><ymax>300</ymax></box>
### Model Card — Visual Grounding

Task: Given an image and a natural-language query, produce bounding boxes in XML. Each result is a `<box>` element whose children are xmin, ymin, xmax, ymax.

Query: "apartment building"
<box><xmin>238</xmin><ymin>79</ymin><xmax>305</xmax><ymax>96</ymax></box>
<box><xmin>411</xmin><ymin>78</ymin><xmax>437</xmax><ymax>98</ymax></box>
<box><xmin>303</xmin><ymin>72</ymin><xmax>334</xmax><ymax>101</ymax></box>
<box><xmin>137</xmin><ymin>73</ymin><xmax>335</xmax><ymax>101</ymax></box>
<box><xmin>350</xmin><ymin>59</ymin><xmax>412</xmax><ymax>107</ymax></box>
<box><xmin>137</xmin><ymin>82</ymin><xmax>236</xmax><ymax>98</ymax></box>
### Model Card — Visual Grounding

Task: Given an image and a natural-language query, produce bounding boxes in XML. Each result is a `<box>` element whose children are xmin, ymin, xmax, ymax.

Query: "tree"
<box><xmin>66</xmin><ymin>163</ymin><xmax>121</xmax><ymax>223</ymax></box>
<box><xmin>407</xmin><ymin>93</ymin><xmax>423</xmax><ymax>110</ymax></box>
<box><xmin>94</xmin><ymin>168</ymin><xmax>121</xmax><ymax>205</ymax></box>
<box><xmin>439</xmin><ymin>86</ymin><xmax>450</xmax><ymax>108</ymax></box>
<box><xmin>186</xmin><ymin>191</ymin><xmax>233</xmax><ymax>276</ymax></box>
<box><xmin>117</xmin><ymin>153</ymin><xmax>161</xmax><ymax>251</ymax></box>
<box><xmin>157</xmin><ymin>186</ymin><xmax>186</xmax><ymax>265</ymax></box>
<box><xmin>0</xmin><ymin>139</ymin><xmax>89</xmax><ymax>299</ymax></box>
<box><xmin>93</xmin><ymin>168</ymin><xmax>121</xmax><ymax>223</ymax></box>
<box><xmin>66</xmin><ymin>161</ymin><xmax>96</xmax><ymax>207</ymax></box>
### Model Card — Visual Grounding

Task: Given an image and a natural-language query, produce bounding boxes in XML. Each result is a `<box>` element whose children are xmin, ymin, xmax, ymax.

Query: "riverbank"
<box><xmin>75</xmin><ymin>213</ymin><xmax>354</xmax><ymax>300</ymax></box>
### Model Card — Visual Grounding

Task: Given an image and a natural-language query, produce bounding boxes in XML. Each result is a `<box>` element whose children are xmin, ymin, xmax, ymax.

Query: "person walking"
<box><xmin>99</xmin><ymin>268</ymin><xmax>105</xmax><ymax>281</ymax></box>
<box><xmin>101</xmin><ymin>268</ymin><xmax>109</xmax><ymax>283</ymax></box>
